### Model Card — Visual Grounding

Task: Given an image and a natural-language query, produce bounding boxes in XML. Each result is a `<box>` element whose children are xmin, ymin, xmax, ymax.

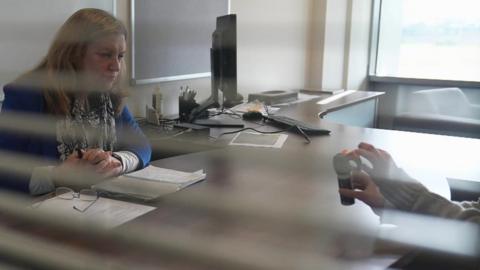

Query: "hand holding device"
<box><xmin>338</xmin><ymin>171</ymin><xmax>386</xmax><ymax>209</ymax></box>
<box><xmin>333</xmin><ymin>153</ymin><xmax>361</xmax><ymax>205</ymax></box>
<box><xmin>353</xmin><ymin>142</ymin><xmax>401</xmax><ymax>183</ymax></box>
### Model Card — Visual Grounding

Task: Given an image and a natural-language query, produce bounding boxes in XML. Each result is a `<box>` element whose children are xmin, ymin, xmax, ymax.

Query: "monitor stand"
<box><xmin>223</xmin><ymin>93</ymin><xmax>244</xmax><ymax>108</ymax></box>
<box><xmin>187</xmin><ymin>93</ymin><xmax>245</xmax><ymax>128</ymax></box>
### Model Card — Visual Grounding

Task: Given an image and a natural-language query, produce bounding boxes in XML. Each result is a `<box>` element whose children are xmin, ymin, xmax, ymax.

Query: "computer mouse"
<box><xmin>242</xmin><ymin>111</ymin><xmax>264</xmax><ymax>121</ymax></box>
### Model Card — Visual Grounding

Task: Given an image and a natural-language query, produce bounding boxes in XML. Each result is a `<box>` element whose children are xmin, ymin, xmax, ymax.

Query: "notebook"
<box><xmin>93</xmin><ymin>166</ymin><xmax>206</xmax><ymax>202</ymax></box>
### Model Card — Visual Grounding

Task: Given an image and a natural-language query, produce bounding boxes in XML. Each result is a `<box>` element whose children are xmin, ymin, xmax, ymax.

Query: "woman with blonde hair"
<box><xmin>0</xmin><ymin>8</ymin><xmax>151</xmax><ymax>195</ymax></box>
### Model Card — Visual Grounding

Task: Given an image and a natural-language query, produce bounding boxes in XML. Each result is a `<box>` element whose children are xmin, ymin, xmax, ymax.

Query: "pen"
<box><xmin>76</xmin><ymin>148</ymin><xmax>83</xmax><ymax>159</ymax></box>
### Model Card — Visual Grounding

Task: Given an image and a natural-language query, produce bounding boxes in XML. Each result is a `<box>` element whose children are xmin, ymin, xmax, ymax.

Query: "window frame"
<box><xmin>368</xmin><ymin>0</ymin><xmax>480</xmax><ymax>87</ymax></box>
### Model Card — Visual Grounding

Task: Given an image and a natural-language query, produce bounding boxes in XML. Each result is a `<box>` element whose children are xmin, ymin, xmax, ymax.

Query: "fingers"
<box><xmin>66</xmin><ymin>151</ymin><xmax>82</xmax><ymax>162</ymax></box>
<box><xmin>358</xmin><ymin>142</ymin><xmax>391</xmax><ymax>160</ymax></box>
<box><xmin>83</xmin><ymin>149</ymin><xmax>104</xmax><ymax>161</ymax></box>
<box><xmin>339</xmin><ymin>189</ymin><xmax>367</xmax><ymax>202</ymax></box>
<box><xmin>94</xmin><ymin>160</ymin><xmax>110</xmax><ymax>173</ymax></box>
<box><xmin>102</xmin><ymin>166</ymin><xmax>122</xmax><ymax>178</ymax></box>
<box><xmin>91</xmin><ymin>152</ymin><xmax>110</xmax><ymax>165</ymax></box>
<box><xmin>101</xmin><ymin>161</ymin><xmax>123</xmax><ymax>178</ymax></box>
<box><xmin>95</xmin><ymin>157</ymin><xmax>122</xmax><ymax>172</ymax></box>
<box><xmin>343</xmin><ymin>150</ymin><xmax>360</xmax><ymax>159</ymax></box>
<box><xmin>350</xmin><ymin>171</ymin><xmax>378</xmax><ymax>191</ymax></box>
<box><xmin>357</xmin><ymin>143</ymin><xmax>382</xmax><ymax>161</ymax></box>
<box><xmin>82</xmin><ymin>149</ymin><xmax>95</xmax><ymax>161</ymax></box>
<box><xmin>351</xmin><ymin>171</ymin><xmax>371</xmax><ymax>189</ymax></box>
<box><xmin>354</xmin><ymin>148</ymin><xmax>377</xmax><ymax>164</ymax></box>
<box><xmin>75</xmin><ymin>149</ymin><xmax>84</xmax><ymax>159</ymax></box>
<box><xmin>339</xmin><ymin>188</ymin><xmax>357</xmax><ymax>198</ymax></box>
<box><xmin>377</xmin><ymin>148</ymin><xmax>392</xmax><ymax>159</ymax></box>
<box><xmin>82</xmin><ymin>149</ymin><xmax>111</xmax><ymax>165</ymax></box>
<box><xmin>97</xmin><ymin>157</ymin><xmax>122</xmax><ymax>176</ymax></box>
<box><xmin>358</xmin><ymin>142</ymin><xmax>376</xmax><ymax>152</ymax></box>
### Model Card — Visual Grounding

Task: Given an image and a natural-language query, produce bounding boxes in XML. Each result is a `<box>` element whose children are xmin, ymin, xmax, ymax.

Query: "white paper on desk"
<box><xmin>229</xmin><ymin>132</ymin><xmax>288</xmax><ymax>149</ymax></box>
<box><xmin>33</xmin><ymin>197</ymin><xmax>156</xmax><ymax>229</ymax></box>
<box><xmin>126</xmin><ymin>166</ymin><xmax>206</xmax><ymax>184</ymax></box>
<box><xmin>92</xmin><ymin>167</ymin><xmax>206</xmax><ymax>201</ymax></box>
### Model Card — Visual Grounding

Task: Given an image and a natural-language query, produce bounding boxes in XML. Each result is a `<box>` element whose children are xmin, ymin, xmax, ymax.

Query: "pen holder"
<box><xmin>179</xmin><ymin>97</ymin><xmax>199</xmax><ymax>122</ymax></box>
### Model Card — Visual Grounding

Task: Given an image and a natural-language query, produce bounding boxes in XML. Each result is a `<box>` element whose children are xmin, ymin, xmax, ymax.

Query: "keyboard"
<box><xmin>266</xmin><ymin>115</ymin><xmax>331</xmax><ymax>135</ymax></box>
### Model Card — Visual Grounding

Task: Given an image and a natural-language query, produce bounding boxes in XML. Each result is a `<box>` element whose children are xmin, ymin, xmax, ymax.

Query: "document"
<box><xmin>126</xmin><ymin>166</ymin><xmax>205</xmax><ymax>184</ymax></box>
<box><xmin>229</xmin><ymin>132</ymin><xmax>288</xmax><ymax>149</ymax></box>
<box><xmin>93</xmin><ymin>166</ymin><xmax>206</xmax><ymax>201</ymax></box>
<box><xmin>33</xmin><ymin>197</ymin><xmax>156</xmax><ymax>229</ymax></box>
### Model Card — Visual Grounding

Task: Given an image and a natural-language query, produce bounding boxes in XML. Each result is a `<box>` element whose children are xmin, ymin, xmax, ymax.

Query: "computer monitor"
<box><xmin>188</xmin><ymin>14</ymin><xmax>243</xmax><ymax>122</ymax></box>
<box><xmin>212</xmin><ymin>14</ymin><xmax>243</xmax><ymax>107</ymax></box>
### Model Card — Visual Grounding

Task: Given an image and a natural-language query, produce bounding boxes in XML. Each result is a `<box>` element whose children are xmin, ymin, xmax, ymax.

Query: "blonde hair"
<box><xmin>17</xmin><ymin>8</ymin><xmax>127</xmax><ymax>115</ymax></box>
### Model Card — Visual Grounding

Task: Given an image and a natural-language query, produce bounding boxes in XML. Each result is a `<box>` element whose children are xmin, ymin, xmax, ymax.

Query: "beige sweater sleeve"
<box><xmin>377</xmin><ymin>169</ymin><xmax>480</xmax><ymax>224</ymax></box>
<box><xmin>412</xmin><ymin>192</ymin><xmax>480</xmax><ymax>224</ymax></box>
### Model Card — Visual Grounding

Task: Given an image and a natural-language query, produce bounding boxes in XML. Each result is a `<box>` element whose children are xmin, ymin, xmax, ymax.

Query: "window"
<box><xmin>372</xmin><ymin>0</ymin><xmax>480</xmax><ymax>82</ymax></box>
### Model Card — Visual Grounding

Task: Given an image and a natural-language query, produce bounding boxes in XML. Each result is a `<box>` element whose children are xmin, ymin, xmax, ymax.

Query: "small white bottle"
<box><xmin>152</xmin><ymin>86</ymin><xmax>163</xmax><ymax>117</ymax></box>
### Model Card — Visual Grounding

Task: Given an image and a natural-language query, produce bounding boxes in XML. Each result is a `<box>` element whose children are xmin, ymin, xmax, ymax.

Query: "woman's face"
<box><xmin>82</xmin><ymin>34</ymin><xmax>126</xmax><ymax>91</ymax></box>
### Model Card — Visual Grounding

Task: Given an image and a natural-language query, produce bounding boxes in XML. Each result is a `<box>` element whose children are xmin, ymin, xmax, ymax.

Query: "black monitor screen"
<box><xmin>211</xmin><ymin>14</ymin><xmax>241</xmax><ymax>107</ymax></box>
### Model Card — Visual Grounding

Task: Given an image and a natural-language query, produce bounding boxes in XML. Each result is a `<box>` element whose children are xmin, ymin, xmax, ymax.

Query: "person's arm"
<box><xmin>379</xmin><ymin>176</ymin><xmax>480</xmax><ymax>223</ymax></box>
<box><xmin>0</xmin><ymin>86</ymin><xmax>44</xmax><ymax>193</ymax></box>
<box><xmin>411</xmin><ymin>192</ymin><xmax>480</xmax><ymax>223</ymax></box>
<box><xmin>112</xmin><ymin>151</ymin><xmax>140</xmax><ymax>174</ymax></box>
<box><xmin>115</xmin><ymin>106</ymin><xmax>151</xmax><ymax>170</ymax></box>
<box><xmin>29</xmin><ymin>166</ymin><xmax>56</xmax><ymax>195</ymax></box>
<box><xmin>339</xmin><ymin>142</ymin><xmax>480</xmax><ymax>224</ymax></box>
<box><xmin>341</xmin><ymin>167</ymin><xmax>480</xmax><ymax>224</ymax></box>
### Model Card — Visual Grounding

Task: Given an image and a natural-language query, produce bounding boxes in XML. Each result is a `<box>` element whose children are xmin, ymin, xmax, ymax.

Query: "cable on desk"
<box><xmin>294</xmin><ymin>126</ymin><xmax>311</xmax><ymax>144</ymax></box>
<box><xmin>208</xmin><ymin>108</ymin><xmax>243</xmax><ymax>120</ymax></box>
<box><xmin>210</xmin><ymin>127</ymin><xmax>294</xmax><ymax>142</ymax></box>
<box><xmin>212</xmin><ymin>123</ymin><xmax>312</xmax><ymax>144</ymax></box>
<box><xmin>263</xmin><ymin>104</ymin><xmax>271</xmax><ymax>117</ymax></box>
<box><xmin>154</xmin><ymin>128</ymin><xmax>195</xmax><ymax>141</ymax></box>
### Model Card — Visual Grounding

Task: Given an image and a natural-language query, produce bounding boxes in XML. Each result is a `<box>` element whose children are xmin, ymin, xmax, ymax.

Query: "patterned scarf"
<box><xmin>56</xmin><ymin>93</ymin><xmax>117</xmax><ymax>161</ymax></box>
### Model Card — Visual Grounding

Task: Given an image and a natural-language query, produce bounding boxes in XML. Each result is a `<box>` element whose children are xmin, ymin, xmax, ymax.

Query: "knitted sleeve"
<box><xmin>377</xmin><ymin>169</ymin><xmax>480</xmax><ymax>224</ymax></box>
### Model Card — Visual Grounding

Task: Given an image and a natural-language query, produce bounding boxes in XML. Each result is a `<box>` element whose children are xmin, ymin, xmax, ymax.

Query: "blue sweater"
<box><xmin>0</xmin><ymin>84</ymin><xmax>151</xmax><ymax>193</ymax></box>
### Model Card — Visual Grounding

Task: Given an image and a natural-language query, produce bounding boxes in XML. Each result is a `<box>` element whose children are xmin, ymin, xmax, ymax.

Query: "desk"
<box><xmin>12</xmin><ymin>94</ymin><xmax>480</xmax><ymax>269</ymax></box>
<box><xmin>126</xmin><ymin>95</ymin><xmax>480</xmax><ymax>269</ymax></box>
<box><xmin>301</xmin><ymin>90</ymin><xmax>383</xmax><ymax>128</ymax></box>
<box><xmin>141</xmin><ymin>90</ymin><xmax>384</xmax><ymax>160</ymax></box>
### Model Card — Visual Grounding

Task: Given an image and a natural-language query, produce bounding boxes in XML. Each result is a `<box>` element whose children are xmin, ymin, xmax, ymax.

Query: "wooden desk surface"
<box><xmin>141</xmin><ymin>90</ymin><xmax>384</xmax><ymax>160</ymax></box>
<box><xmin>125</xmin><ymin>94</ymin><xmax>480</xmax><ymax>269</ymax></box>
<box><xmin>298</xmin><ymin>90</ymin><xmax>383</xmax><ymax>117</ymax></box>
<box><xmin>205</xmin><ymin>95</ymin><xmax>480</xmax><ymax>191</ymax></box>
<box><xmin>9</xmin><ymin>93</ymin><xmax>479</xmax><ymax>269</ymax></box>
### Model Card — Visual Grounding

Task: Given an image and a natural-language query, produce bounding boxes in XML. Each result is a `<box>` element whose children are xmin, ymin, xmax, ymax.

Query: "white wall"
<box><xmin>0</xmin><ymin>0</ymin><xmax>372</xmax><ymax>117</ymax></box>
<box><xmin>322</xmin><ymin>0</ymin><xmax>350</xmax><ymax>90</ymax></box>
<box><xmin>230</xmin><ymin>0</ymin><xmax>310</xmax><ymax>93</ymax></box>
<box><xmin>306</xmin><ymin>0</ymin><xmax>372</xmax><ymax>91</ymax></box>
<box><xmin>0</xmin><ymin>0</ymin><xmax>116</xmax><ymax>102</ymax></box>
<box><xmin>118</xmin><ymin>0</ymin><xmax>311</xmax><ymax>117</ymax></box>
<box><xmin>345</xmin><ymin>0</ymin><xmax>373</xmax><ymax>90</ymax></box>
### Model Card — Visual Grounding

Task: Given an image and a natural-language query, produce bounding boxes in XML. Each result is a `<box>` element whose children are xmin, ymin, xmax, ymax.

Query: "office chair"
<box><xmin>393</xmin><ymin>88</ymin><xmax>480</xmax><ymax>139</ymax></box>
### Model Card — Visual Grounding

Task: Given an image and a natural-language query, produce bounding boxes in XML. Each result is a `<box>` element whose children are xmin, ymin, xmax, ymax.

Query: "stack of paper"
<box><xmin>93</xmin><ymin>166</ymin><xmax>206</xmax><ymax>201</ymax></box>
<box><xmin>127</xmin><ymin>166</ymin><xmax>206</xmax><ymax>185</ymax></box>
<box><xmin>33</xmin><ymin>197</ymin><xmax>156</xmax><ymax>229</ymax></box>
